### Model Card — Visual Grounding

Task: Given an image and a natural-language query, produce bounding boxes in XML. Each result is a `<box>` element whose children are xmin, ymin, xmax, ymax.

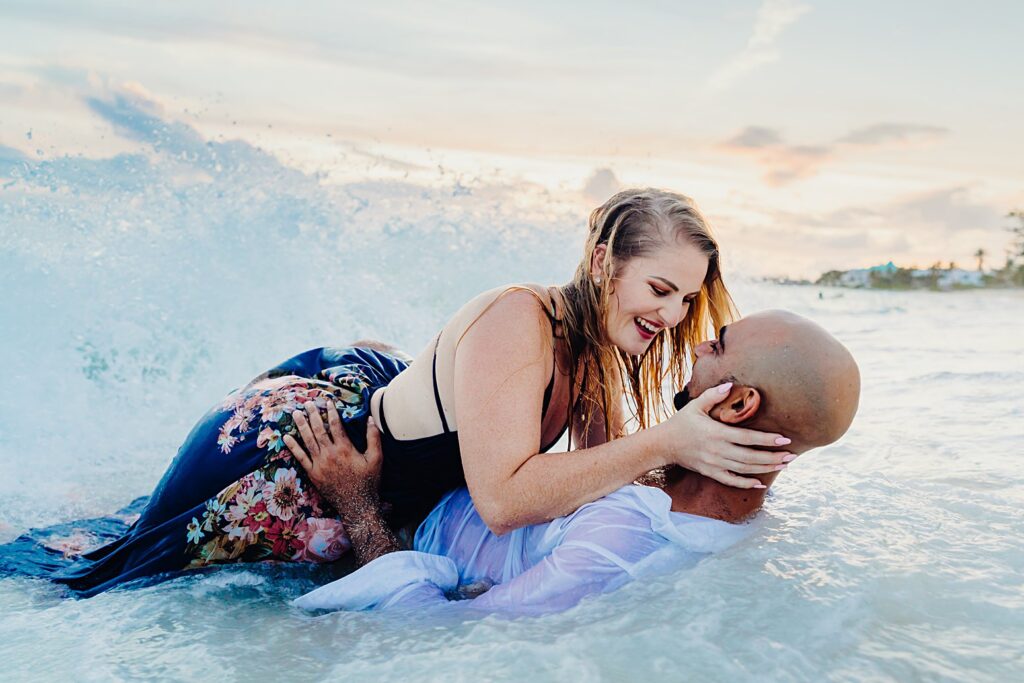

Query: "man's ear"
<box><xmin>590</xmin><ymin>244</ymin><xmax>607</xmax><ymax>280</ymax></box>
<box><xmin>710</xmin><ymin>385</ymin><xmax>761</xmax><ymax>424</ymax></box>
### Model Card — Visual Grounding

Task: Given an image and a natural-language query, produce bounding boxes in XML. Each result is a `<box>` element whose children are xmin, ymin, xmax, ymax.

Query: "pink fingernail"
<box><xmin>782</xmin><ymin>454</ymin><xmax>797</xmax><ymax>463</ymax></box>
<box><xmin>775</xmin><ymin>437</ymin><xmax>791</xmax><ymax>446</ymax></box>
<box><xmin>774</xmin><ymin>464</ymin><xmax>787</xmax><ymax>471</ymax></box>
<box><xmin>718</xmin><ymin>382</ymin><xmax>733</xmax><ymax>394</ymax></box>
<box><xmin>753</xmin><ymin>484</ymin><xmax>767</xmax><ymax>489</ymax></box>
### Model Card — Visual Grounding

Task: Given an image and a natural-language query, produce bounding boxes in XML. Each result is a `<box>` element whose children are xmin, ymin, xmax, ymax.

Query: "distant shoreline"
<box><xmin>763</xmin><ymin>278</ymin><xmax>1024</xmax><ymax>294</ymax></box>
<box><xmin>764</xmin><ymin>261</ymin><xmax>1024</xmax><ymax>292</ymax></box>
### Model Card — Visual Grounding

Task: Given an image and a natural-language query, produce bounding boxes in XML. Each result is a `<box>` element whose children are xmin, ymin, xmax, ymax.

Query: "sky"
<box><xmin>1</xmin><ymin>0</ymin><xmax>1022</xmax><ymax>277</ymax></box>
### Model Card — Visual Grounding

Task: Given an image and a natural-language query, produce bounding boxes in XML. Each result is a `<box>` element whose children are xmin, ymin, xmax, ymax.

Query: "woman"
<box><xmin>0</xmin><ymin>189</ymin><xmax>792</xmax><ymax>596</ymax></box>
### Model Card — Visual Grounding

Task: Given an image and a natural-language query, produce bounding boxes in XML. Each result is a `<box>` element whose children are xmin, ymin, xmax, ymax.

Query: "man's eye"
<box><xmin>710</xmin><ymin>341</ymin><xmax>720</xmax><ymax>353</ymax></box>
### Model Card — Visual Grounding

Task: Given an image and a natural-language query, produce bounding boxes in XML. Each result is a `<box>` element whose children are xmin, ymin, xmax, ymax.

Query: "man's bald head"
<box><xmin>686</xmin><ymin>310</ymin><xmax>860</xmax><ymax>454</ymax></box>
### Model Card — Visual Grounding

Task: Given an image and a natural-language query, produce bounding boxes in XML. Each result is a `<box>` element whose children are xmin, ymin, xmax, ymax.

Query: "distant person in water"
<box><xmin>0</xmin><ymin>189</ymin><xmax>796</xmax><ymax>596</ymax></box>
<box><xmin>293</xmin><ymin>311</ymin><xmax>860</xmax><ymax>615</ymax></box>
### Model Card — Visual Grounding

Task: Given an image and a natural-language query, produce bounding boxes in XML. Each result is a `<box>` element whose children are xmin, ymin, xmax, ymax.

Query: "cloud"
<box><xmin>761</xmin><ymin>145</ymin><xmax>831</xmax><ymax>185</ymax></box>
<box><xmin>3</xmin><ymin>2</ymin><xmax>582</xmax><ymax>84</ymax></box>
<box><xmin>717</xmin><ymin>184</ymin><xmax>1006</xmax><ymax>276</ymax></box>
<box><xmin>798</xmin><ymin>187</ymin><xmax>999</xmax><ymax>236</ymax></box>
<box><xmin>582</xmin><ymin>168</ymin><xmax>621</xmax><ymax>204</ymax></box>
<box><xmin>888</xmin><ymin>187</ymin><xmax>1001</xmax><ymax>234</ymax></box>
<box><xmin>721</xmin><ymin>126</ymin><xmax>783</xmax><ymax>149</ymax></box>
<box><xmin>838</xmin><ymin>123</ymin><xmax>949</xmax><ymax>146</ymax></box>
<box><xmin>719</xmin><ymin>120</ymin><xmax>949</xmax><ymax>185</ymax></box>
<box><xmin>708</xmin><ymin>0</ymin><xmax>811</xmax><ymax>92</ymax></box>
<box><xmin>720</xmin><ymin>127</ymin><xmax>833</xmax><ymax>185</ymax></box>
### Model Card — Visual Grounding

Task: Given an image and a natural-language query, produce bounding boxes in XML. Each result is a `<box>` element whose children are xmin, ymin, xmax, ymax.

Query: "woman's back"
<box><xmin>370</xmin><ymin>283</ymin><xmax>570</xmax><ymax>450</ymax></box>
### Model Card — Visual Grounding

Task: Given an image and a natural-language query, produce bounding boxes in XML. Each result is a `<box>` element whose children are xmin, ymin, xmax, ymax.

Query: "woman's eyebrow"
<box><xmin>649</xmin><ymin>276</ymin><xmax>679</xmax><ymax>291</ymax></box>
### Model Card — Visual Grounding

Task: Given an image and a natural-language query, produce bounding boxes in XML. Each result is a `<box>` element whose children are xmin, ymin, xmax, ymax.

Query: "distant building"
<box><xmin>821</xmin><ymin>262</ymin><xmax>986</xmax><ymax>290</ymax></box>
<box><xmin>936</xmin><ymin>269</ymin><xmax>984</xmax><ymax>289</ymax></box>
<box><xmin>839</xmin><ymin>261</ymin><xmax>897</xmax><ymax>288</ymax></box>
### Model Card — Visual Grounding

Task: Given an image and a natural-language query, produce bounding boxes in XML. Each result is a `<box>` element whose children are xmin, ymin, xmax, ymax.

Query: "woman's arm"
<box><xmin>454</xmin><ymin>291</ymin><xmax>791</xmax><ymax>535</ymax></box>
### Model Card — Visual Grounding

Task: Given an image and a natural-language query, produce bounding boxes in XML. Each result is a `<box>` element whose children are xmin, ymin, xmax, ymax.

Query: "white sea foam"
<box><xmin>1</xmin><ymin>94</ymin><xmax>1023</xmax><ymax>681</ymax></box>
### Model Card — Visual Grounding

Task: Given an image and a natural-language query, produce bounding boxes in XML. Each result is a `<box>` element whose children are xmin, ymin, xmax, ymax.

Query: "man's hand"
<box><xmin>284</xmin><ymin>399</ymin><xmax>381</xmax><ymax>506</ymax></box>
<box><xmin>283</xmin><ymin>399</ymin><xmax>400</xmax><ymax>565</ymax></box>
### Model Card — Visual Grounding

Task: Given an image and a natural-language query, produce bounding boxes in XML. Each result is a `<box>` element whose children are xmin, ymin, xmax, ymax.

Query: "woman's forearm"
<box><xmin>473</xmin><ymin>424</ymin><xmax>667</xmax><ymax>535</ymax></box>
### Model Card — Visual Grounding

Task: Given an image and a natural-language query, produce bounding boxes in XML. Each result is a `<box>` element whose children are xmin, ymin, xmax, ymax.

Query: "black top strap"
<box><xmin>431</xmin><ymin>333</ymin><xmax>452</xmax><ymax>433</ymax></box>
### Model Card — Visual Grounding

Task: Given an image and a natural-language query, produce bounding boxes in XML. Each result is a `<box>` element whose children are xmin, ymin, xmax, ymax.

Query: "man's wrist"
<box><xmin>337</xmin><ymin>490</ymin><xmax>384</xmax><ymax>526</ymax></box>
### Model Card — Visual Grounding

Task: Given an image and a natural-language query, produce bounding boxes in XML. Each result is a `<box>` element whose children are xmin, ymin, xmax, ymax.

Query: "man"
<box><xmin>289</xmin><ymin>310</ymin><xmax>860</xmax><ymax>615</ymax></box>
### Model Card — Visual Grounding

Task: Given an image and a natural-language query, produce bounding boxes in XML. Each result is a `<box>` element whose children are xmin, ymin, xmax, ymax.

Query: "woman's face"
<box><xmin>596</xmin><ymin>240</ymin><xmax>710</xmax><ymax>356</ymax></box>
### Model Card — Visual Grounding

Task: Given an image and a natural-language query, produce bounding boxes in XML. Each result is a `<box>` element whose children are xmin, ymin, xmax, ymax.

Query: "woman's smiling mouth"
<box><xmin>634</xmin><ymin>316</ymin><xmax>659</xmax><ymax>340</ymax></box>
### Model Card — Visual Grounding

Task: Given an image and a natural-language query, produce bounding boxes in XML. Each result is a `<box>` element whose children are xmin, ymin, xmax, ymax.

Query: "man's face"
<box><xmin>682</xmin><ymin>314</ymin><xmax>776</xmax><ymax>402</ymax></box>
<box><xmin>677</xmin><ymin>310</ymin><xmax>861</xmax><ymax>448</ymax></box>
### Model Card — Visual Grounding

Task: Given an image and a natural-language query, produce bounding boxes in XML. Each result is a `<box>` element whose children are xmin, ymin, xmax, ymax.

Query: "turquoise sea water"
<box><xmin>1</xmin><ymin>100</ymin><xmax>1023</xmax><ymax>681</ymax></box>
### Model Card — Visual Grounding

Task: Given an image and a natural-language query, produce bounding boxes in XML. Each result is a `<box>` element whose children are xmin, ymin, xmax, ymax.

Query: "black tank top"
<box><xmin>375</xmin><ymin>289</ymin><xmax>567</xmax><ymax>527</ymax></box>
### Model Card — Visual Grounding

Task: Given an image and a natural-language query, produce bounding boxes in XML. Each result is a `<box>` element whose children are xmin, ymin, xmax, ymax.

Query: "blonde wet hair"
<box><xmin>558</xmin><ymin>188</ymin><xmax>737</xmax><ymax>445</ymax></box>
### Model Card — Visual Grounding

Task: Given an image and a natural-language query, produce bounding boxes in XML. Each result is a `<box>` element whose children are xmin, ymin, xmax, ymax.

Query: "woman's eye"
<box><xmin>650</xmin><ymin>285</ymin><xmax>668</xmax><ymax>296</ymax></box>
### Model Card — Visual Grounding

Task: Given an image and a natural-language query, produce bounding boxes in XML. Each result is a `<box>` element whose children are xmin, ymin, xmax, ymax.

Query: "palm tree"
<box><xmin>974</xmin><ymin>248</ymin><xmax>986</xmax><ymax>271</ymax></box>
<box><xmin>1010</xmin><ymin>211</ymin><xmax>1024</xmax><ymax>258</ymax></box>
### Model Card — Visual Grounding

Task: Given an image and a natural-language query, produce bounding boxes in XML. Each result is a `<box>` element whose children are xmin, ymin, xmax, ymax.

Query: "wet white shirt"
<box><xmin>294</xmin><ymin>485</ymin><xmax>753</xmax><ymax>616</ymax></box>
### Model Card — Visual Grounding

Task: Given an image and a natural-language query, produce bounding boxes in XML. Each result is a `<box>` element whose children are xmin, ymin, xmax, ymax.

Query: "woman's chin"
<box><xmin>614</xmin><ymin>337</ymin><xmax>653</xmax><ymax>356</ymax></box>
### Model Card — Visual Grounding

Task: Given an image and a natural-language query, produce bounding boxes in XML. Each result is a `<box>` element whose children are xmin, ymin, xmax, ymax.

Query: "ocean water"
<box><xmin>2</xmin><ymin>100</ymin><xmax>1023</xmax><ymax>682</ymax></box>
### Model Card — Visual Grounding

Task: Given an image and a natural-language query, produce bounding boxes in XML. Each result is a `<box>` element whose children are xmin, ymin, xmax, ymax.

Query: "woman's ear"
<box><xmin>711</xmin><ymin>385</ymin><xmax>761</xmax><ymax>424</ymax></box>
<box><xmin>590</xmin><ymin>244</ymin><xmax>607</xmax><ymax>280</ymax></box>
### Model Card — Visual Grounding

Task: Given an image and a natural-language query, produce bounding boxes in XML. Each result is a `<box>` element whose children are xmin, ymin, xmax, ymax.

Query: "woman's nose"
<box><xmin>661</xmin><ymin>301</ymin><xmax>689</xmax><ymax>328</ymax></box>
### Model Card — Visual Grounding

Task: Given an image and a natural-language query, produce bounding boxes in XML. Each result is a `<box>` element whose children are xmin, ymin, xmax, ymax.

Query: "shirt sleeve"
<box><xmin>291</xmin><ymin>551</ymin><xmax>459</xmax><ymax>612</ymax></box>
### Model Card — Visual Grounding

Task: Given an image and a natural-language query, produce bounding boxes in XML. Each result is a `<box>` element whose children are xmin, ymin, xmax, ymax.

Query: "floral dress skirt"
<box><xmin>0</xmin><ymin>346</ymin><xmax>410</xmax><ymax>597</ymax></box>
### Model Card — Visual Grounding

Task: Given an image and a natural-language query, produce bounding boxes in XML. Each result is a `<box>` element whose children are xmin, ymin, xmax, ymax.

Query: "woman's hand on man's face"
<box><xmin>663</xmin><ymin>382</ymin><xmax>793</xmax><ymax>489</ymax></box>
<box><xmin>283</xmin><ymin>399</ymin><xmax>383</xmax><ymax>512</ymax></box>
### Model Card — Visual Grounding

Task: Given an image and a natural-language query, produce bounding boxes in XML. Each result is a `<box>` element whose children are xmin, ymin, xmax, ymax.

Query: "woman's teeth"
<box><xmin>635</xmin><ymin>317</ymin><xmax>657</xmax><ymax>334</ymax></box>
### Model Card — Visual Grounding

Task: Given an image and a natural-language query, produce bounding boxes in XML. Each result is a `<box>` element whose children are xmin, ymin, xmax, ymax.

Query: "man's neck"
<box><xmin>664</xmin><ymin>469</ymin><xmax>781</xmax><ymax>523</ymax></box>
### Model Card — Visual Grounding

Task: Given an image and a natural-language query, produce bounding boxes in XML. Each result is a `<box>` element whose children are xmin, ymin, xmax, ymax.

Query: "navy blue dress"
<box><xmin>0</xmin><ymin>346</ymin><xmax>440</xmax><ymax>597</ymax></box>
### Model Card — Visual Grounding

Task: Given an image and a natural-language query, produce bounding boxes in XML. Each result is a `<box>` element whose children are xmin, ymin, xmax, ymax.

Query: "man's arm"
<box><xmin>333</xmin><ymin>492</ymin><xmax>402</xmax><ymax>566</ymax></box>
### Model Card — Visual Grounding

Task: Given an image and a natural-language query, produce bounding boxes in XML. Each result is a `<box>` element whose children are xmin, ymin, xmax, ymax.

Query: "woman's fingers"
<box><xmin>304</xmin><ymin>401</ymin><xmax>333</xmax><ymax>447</ymax></box>
<box><xmin>721</xmin><ymin>444</ymin><xmax>794</xmax><ymax>467</ymax></box>
<box><xmin>689</xmin><ymin>382</ymin><xmax>735</xmax><ymax>413</ymax></box>
<box><xmin>709</xmin><ymin>469</ymin><xmax>767</xmax><ymax>490</ymax></box>
<box><xmin>722</xmin><ymin>424</ymin><xmax>792</xmax><ymax>449</ymax></box>
<box><xmin>283</xmin><ymin>434</ymin><xmax>313</xmax><ymax>473</ymax></box>
<box><xmin>722</xmin><ymin>457</ymin><xmax>789</xmax><ymax>475</ymax></box>
<box><xmin>292</xmin><ymin>411</ymin><xmax>321</xmax><ymax>459</ymax></box>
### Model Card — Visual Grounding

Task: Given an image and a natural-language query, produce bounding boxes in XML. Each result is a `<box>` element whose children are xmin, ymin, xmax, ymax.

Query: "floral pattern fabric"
<box><xmin>0</xmin><ymin>346</ymin><xmax>411</xmax><ymax>597</ymax></box>
<box><xmin>183</xmin><ymin>371</ymin><xmax>371</xmax><ymax>568</ymax></box>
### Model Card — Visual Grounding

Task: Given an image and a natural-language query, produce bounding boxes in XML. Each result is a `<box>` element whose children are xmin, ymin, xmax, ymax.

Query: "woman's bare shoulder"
<box><xmin>445</xmin><ymin>283</ymin><xmax>555</xmax><ymax>351</ymax></box>
<box><xmin>455</xmin><ymin>283</ymin><xmax>552</xmax><ymax>323</ymax></box>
